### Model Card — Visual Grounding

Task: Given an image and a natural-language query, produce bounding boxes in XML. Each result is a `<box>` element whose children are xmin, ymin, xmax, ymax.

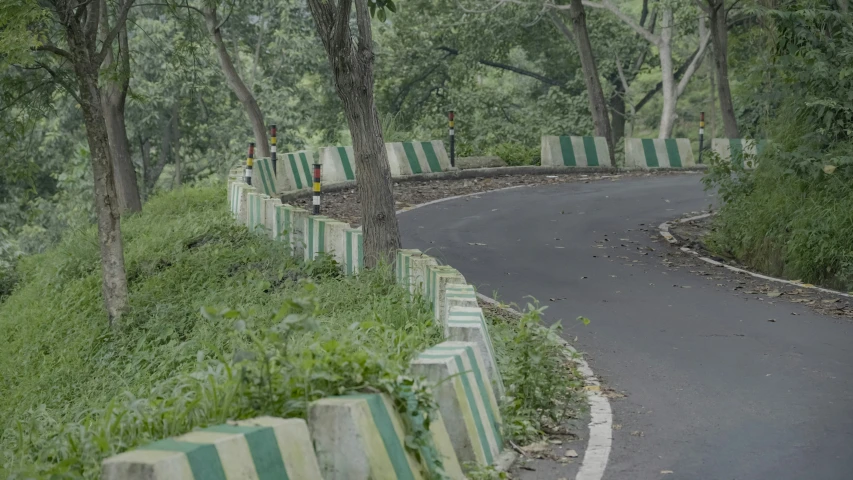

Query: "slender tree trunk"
<box><xmin>203</xmin><ymin>7</ymin><xmax>270</xmax><ymax>157</ymax></box>
<box><xmin>709</xmin><ymin>0</ymin><xmax>738</xmax><ymax>137</ymax></box>
<box><xmin>100</xmin><ymin>4</ymin><xmax>141</xmax><ymax>213</ymax></box>
<box><xmin>709</xmin><ymin>49</ymin><xmax>717</xmax><ymax>139</ymax></box>
<box><xmin>139</xmin><ymin>135</ymin><xmax>151</xmax><ymax>201</ymax></box>
<box><xmin>171</xmin><ymin>102</ymin><xmax>182</xmax><ymax>187</ymax></box>
<box><xmin>658</xmin><ymin>9</ymin><xmax>677</xmax><ymax>138</ymax></box>
<box><xmin>60</xmin><ymin>3</ymin><xmax>129</xmax><ymax>325</ymax></box>
<box><xmin>609</xmin><ymin>89</ymin><xmax>626</xmax><ymax>146</ymax></box>
<box><xmin>568</xmin><ymin>0</ymin><xmax>615</xmax><ymax>163</ymax></box>
<box><xmin>307</xmin><ymin>0</ymin><xmax>401</xmax><ymax>267</ymax></box>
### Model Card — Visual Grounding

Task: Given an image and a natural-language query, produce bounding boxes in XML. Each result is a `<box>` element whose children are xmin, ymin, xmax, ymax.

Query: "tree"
<box><xmin>307</xmin><ymin>0</ymin><xmax>401</xmax><ymax>267</ymax></box>
<box><xmin>6</xmin><ymin>0</ymin><xmax>136</xmax><ymax>324</ymax></box>
<box><xmin>581</xmin><ymin>0</ymin><xmax>711</xmax><ymax>138</ymax></box>
<box><xmin>700</xmin><ymin>0</ymin><xmax>738</xmax><ymax>138</ymax></box>
<box><xmin>100</xmin><ymin>0</ymin><xmax>143</xmax><ymax>213</ymax></box>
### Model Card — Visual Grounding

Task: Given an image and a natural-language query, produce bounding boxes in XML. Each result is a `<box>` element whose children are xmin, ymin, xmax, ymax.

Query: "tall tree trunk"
<box><xmin>307</xmin><ymin>0</ymin><xmax>401</xmax><ymax>267</ymax></box>
<box><xmin>203</xmin><ymin>7</ymin><xmax>270</xmax><ymax>157</ymax></box>
<box><xmin>568</xmin><ymin>0</ymin><xmax>615</xmax><ymax>164</ymax></box>
<box><xmin>658</xmin><ymin>9</ymin><xmax>677</xmax><ymax>138</ymax></box>
<box><xmin>139</xmin><ymin>135</ymin><xmax>151</xmax><ymax>201</ymax></box>
<box><xmin>171</xmin><ymin>102</ymin><xmax>182</xmax><ymax>187</ymax></box>
<box><xmin>709</xmin><ymin>0</ymin><xmax>738</xmax><ymax>137</ymax></box>
<box><xmin>100</xmin><ymin>4</ymin><xmax>141</xmax><ymax>213</ymax></box>
<box><xmin>60</xmin><ymin>2</ymin><xmax>129</xmax><ymax>325</ymax></box>
<box><xmin>609</xmin><ymin>88</ymin><xmax>626</xmax><ymax>147</ymax></box>
<box><xmin>709</xmin><ymin>49</ymin><xmax>717</xmax><ymax>139</ymax></box>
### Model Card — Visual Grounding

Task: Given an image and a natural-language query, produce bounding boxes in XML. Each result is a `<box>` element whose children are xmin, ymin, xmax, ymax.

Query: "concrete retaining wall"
<box><xmin>319</xmin><ymin>146</ymin><xmax>357</xmax><ymax>184</ymax></box>
<box><xmin>625</xmin><ymin>138</ymin><xmax>695</xmax><ymax>168</ymax></box>
<box><xmin>711</xmin><ymin>138</ymin><xmax>764</xmax><ymax>168</ymax></box>
<box><xmin>541</xmin><ymin>135</ymin><xmax>612</xmax><ymax>167</ymax></box>
<box><xmin>101</xmin><ymin>417</ymin><xmax>323</xmax><ymax>480</ymax></box>
<box><xmin>281</xmin><ymin>151</ymin><xmax>315</xmax><ymax>191</ymax></box>
<box><xmin>411</xmin><ymin>341</ymin><xmax>503</xmax><ymax>467</ymax></box>
<box><xmin>253</xmin><ymin>157</ymin><xmax>280</xmax><ymax>196</ymax></box>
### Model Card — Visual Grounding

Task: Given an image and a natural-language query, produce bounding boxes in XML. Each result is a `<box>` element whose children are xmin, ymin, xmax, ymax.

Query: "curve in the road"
<box><xmin>397</xmin><ymin>174</ymin><xmax>853</xmax><ymax>480</ymax></box>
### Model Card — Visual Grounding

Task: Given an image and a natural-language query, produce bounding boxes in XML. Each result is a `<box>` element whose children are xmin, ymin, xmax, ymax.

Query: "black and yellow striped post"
<box><xmin>698</xmin><ymin>112</ymin><xmax>705</xmax><ymax>164</ymax></box>
<box><xmin>270</xmin><ymin>124</ymin><xmax>277</xmax><ymax>174</ymax></box>
<box><xmin>246</xmin><ymin>142</ymin><xmax>255</xmax><ymax>185</ymax></box>
<box><xmin>312</xmin><ymin>163</ymin><xmax>321</xmax><ymax>215</ymax></box>
<box><xmin>448</xmin><ymin>110</ymin><xmax>455</xmax><ymax>168</ymax></box>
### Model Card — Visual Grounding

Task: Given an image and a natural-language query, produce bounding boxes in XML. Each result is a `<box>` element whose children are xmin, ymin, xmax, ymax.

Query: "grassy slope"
<box><xmin>0</xmin><ymin>186</ymin><xmax>442</xmax><ymax>476</ymax></box>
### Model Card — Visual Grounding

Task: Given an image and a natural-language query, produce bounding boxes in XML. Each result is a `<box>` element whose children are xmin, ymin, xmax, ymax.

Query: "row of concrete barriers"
<box><xmin>541</xmin><ymin>135</ymin><xmax>764</xmax><ymax>169</ymax></box>
<box><xmin>101</xmin><ymin>179</ymin><xmax>511</xmax><ymax>479</ymax></box>
<box><xmin>249</xmin><ymin>141</ymin><xmax>453</xmax><ymax>197</ymax></box>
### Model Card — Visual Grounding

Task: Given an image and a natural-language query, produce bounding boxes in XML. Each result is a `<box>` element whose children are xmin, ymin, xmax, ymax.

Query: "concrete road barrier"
<box><xmin>541</xmin><ymin>135</ymin><xmax>612</xmax><ymax>167</ymax></box>
<box><xmin>396</xmin><ymin>250</ymin><xmax>438</xmax><ymax>296</ymax></box>
<box><xmin>442</xmin><ymin>284</ymin><xmax>478</xmax><ymax>326</ymax></box>
<box><xmin>387</xmin><ymin>141</ymin><xmax>452</xmax><ymax>175</ymax></box>
<box><xmin>319</xmin><ymin>146</ymin><xmax>357</xmax><ymax>185</ymax></box>
<box><xmin>263</xmin><ymin>197</ymin><xmax>282</xmax><ymax>239</ymax></box>
<box><xmin>253</xmin><ymin>157</ymin><xmax>281</xmax><ymax>196</ymax></box>
<box><xmin>237</xmin><ymin>185</ymin><xmax>258</xmax><ymax>225</ymax></box>
<box><xmin>625</xmin><ymin>138</ymin><xmax>694</xmax><ymax>168</ymax></box>
<box><xmin>447</xmin><ymin>306</ymin><xmax>504</xmax><ymax>399</ymax></box>
<box><xmin>711</xmin><ymin>138</ymin><xmax>764</xmax><ymax>168</ymax></box>
<box><xmin>308</xmin><ymin>393</ymin><xmax>464</xmax><ymax>480</ymax></box>
<box><xmin>426</xmin><ymin>265</ymin><xmax>467</xmax><ymax>326</ymax></box>
<box><xmin>411</xmin><ymin>341</ymin><xmax>503</xmax><ymax>467</ymax></box>
<box><xmin>281</xmin><ymin>151</ymin><xmax>316</xmax><ymax>191</ymax></box>
<box><xmin>246</xmin><ymin>192</ymin><xmax>270</xmax><ymax>234</ymax></box>
<box><xmin>101</xmin><ymin>417</ymin><xmax>323</xmax><ymax>480</ymax></box>
<box><xmin>272</xmin><ymin>204</ymin><xmax>307</xmax><ymax>255</ymax></box>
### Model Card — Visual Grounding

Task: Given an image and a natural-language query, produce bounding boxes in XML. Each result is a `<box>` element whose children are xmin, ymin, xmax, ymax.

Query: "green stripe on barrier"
<box><xmin>357</xmin><ymin>233</ymin><xmax>363</xmax><ymax>270</ymax></box>
<box><xmin>140</xmin><ymin>439</ymin><xmax>227</xmax><ymax>480</ymax></box>
<box><xmin>582</xmin><ymin>136</ymin><xmax>599</xmax><ymax>167</ymax></box>
<box><xmin>318</xmin><ymin>220</ymin><xmax>325</xmax><ymax>254</ymax></box>
<box><xmin>346</xmin><ymin>232</ymin><xmax>353</xmax><ymax>276</ymax></box>
<box><xmin>308</xmin><ymin>218</ymin><xmax>314</xmax><ymax>259</ymax></box>
<box><xmin>298</xmin><ymin>152</ymin><xmax>312</xmax><ymax>186</ymax></box>
<box><xmin>729</xmin><ymin>139</ymin><xmax>744</xmax><ymax>167</ymax></box>
<box><xmin>402</xmin><ymin>142</ymin><xmax>423</xmax><ymax>174</ymax></box>
<box><xmin>351</xmin><ymin>394</ymin><xmax>415</xmax><ymax>479</ymax></box>
<box><xmin>421</xmin><ymin>142</ymin><xmax>442</xmax><ymax>172</ymax></box>
<box><xmin>337</xmin><ymin>146</ymin><xmax>355</xmax><ymax>180</ymax></box>
<box><xmin>205</xmin><ymin>425</ymin><xmax>289</xmax><ymax>480</ymax></box>
<box><xmin>664</xmin><ymin>139</ymin><xmax>681</xmax><ymax>167</ymax></box>
<box><xmin>288</xmin><ymin>154</ymin><xmax>303</xmax><ymax>189</ymax></box>
<box><xmin>559</xmin><ymin>136</ymin><xmax>576</xmax><ymax>166</ymax></box>
<box><xmin>641</xmin><ymin>139</ymin><xmax>659</xmax><ymax>167</ymax></box>
<box><xmin>258</xmin><ymin>158</ymin><xmax>275</xmax><ymax>195</ymax></box>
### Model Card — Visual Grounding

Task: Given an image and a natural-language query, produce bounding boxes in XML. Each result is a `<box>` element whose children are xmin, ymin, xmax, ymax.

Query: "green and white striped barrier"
<box><xmin>396</xmin><ymin>249</ymin><xmax>437</xmax><ymax>296</ymax></box>
<box><xmin>236</xmin><ymin>185</ymin><xmax>257</xmax><ymax>225</ymax></box>
<box><xmin>624</xmin><ymin>138</ymin><xmax>695</xmax><ymax>168</ymax></box>
<box><xmin>442</xmin><ymin>284</ymin><xmax>478</xmax><ymax>327</ymax></box>
<box><xmin>387</xmin><ymin>141</ymin><xmax>452</xmax><ymax>175</ymax></box>
<box><xmin>411</xmin><ymin>341</ymin><xmax>503</xmax><ymax>467</ymax></box>
<box><xmin>263</xmin><ymin>197</ymin><xmax>282</xmax><ymax>239</ymax></box>
<box><xmin>246</xmin><ymin>192</ymin><xmax>270</xmax><ymax>234</ymax></box>
<box><xmin>319</xmin><ymin>146</ymin><xmax>357</xmax><ymax>184</ymax></box>
<box><xmin>303</xmin><ymin>215</ymin><xmax>330</xmax><ymax>261</ymax></box>
<box><xmin>711</xmin><ymin>138</ymin><xmax>764</xmax><ymax>168</ymax></box>
<box><xmin>540</xmin><ymin>135</ymin><xmax>612</xmax><ymax>167</ymax></box>
<box><xmin>427</xmin><ymin>265</ymin><xmax>466</xmax><ymax>326</ymax></box>
<box><xmin>281</xmin><ymin>151</ymin><xmax>315</xmax><ymax>191</ymax></box>
<box><xmin>308</xmin><ymin>393</ymin><xmax>464</xmax><ymax>479</ymax></box>
<box><xmin>253</xmin><ymin>157</ymin><xmax>280</xmax><ymax>196</ymax></box>
<box><xmin>101</xmin><ymin>417</ymin><xmax>323</xmax><ymax>480</ymax></box>
<box><xmin>447</xmin><ymin>306</ymin><xmax>504</xmax><ymax>398</ymax></box>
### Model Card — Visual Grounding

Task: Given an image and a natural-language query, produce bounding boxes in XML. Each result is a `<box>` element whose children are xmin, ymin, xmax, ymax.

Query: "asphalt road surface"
<box><xmin>398</xmin><ymin>174</ymin><xmax>853</xmax><ymax>480</ymax></box>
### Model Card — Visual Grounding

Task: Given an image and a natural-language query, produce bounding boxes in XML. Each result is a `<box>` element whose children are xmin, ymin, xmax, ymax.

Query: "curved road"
<box><xmin>399</xmin><ymin>174</ymin><xmax>853</xmax><ymax>480</ymax></box>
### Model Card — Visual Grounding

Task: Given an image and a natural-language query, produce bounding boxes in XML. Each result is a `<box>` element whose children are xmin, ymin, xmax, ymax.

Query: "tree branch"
<box><xmin>676</xmin><ymin>30</ymin><xmax>711</xmax><ymax>97</ymax></box>
<box><xmin>33</xmin><ymin>61</ymin><xmax>82</xmax><ymax>104</ymax></box>
<box><xmin>579</xmin><ymin>0</ymin><xmax>659</xmax><ymax>44</ymax></box>
<box><xmin>353</xmin><ymin>0</ymin><xmax>373</xmax><ymax>51</ymax></box>
<box><xmin>96</xmin><ymin>0</ymin><xmax>136</xmax><ymax>65</ymax></box>
<box><xmin>33</xmin><ymin>44</ymin><xmax>73</xmax><ymax>59</ymax></box>
<box><xmin>548</xmin><ymin>9</ymin><xmax>574</xmax><ymax>46</ymax></box>
<box><xmin>332</xmin><ymin>0</ymin><xmax>354</xmax><ymax>53</ymax></box>
<box><xmin>437</xmin><ymin>46</ymin><xmax>564</xmax><ymax>87</ymax></box>
<box><xmin>634</xmin><ymin>47</ymin><xmax>699</xmax><ymax>113</ymax></box>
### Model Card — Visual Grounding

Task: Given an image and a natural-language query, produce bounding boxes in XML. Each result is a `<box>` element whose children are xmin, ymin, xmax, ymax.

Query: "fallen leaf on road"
<box><xmin>549</xmin><ymin>438</ymin><xmax>563</xmax><ymax>445</ymax></box>
<box><xmin>630</xmin><ymin>430</ymin><xmax>645</xmax><ymax>437</ymax></box>
<box><xmin>521</xmin><ymin>441</ymin><xmax>550</xmax><ymax>455</ymax></box>
<box><xmin>564</xmin><ymin>449</ymin><xmax>579</xmax><ymax>458</ymax></box>
<box><xmin>768</xmin><ymin>319</ymin><xmax>776</xmax><ymax>322</ymax></box>
<box><xmin>822</xmin><ymin>298</ymin><xmax>840</xmax><ymax>304</ymax></box>
<box><xmin>661</xmin><ymin>470</ymin><xmax>674</xmax><ymax>475</ymax></box>
<box><xmin>467</xmin><ymin>242</ymin><xmax>487</xmax><ymax>246</ymax></box>
<box><xmin>613</xmin><ymin>423</ymin><xmax>622</xmax><ymax>430</ymax></box>
<box><xmin>768</xmin><ymin>290</ymin><xmax>782</xmax><ymax>298</ymax></box>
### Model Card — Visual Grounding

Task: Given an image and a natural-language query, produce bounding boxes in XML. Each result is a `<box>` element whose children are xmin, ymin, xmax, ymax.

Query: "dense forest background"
<box><xmin>1</xmin><ymin>0</ymin><xmax>850</xmax><ymax>288</ymax></box>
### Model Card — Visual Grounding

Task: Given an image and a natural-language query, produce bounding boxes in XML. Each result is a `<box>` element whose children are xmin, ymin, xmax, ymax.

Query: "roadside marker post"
<box><xmin>270</xmin><ymin>124</ymin><xmax>277</xmax><ymax>174</ymax></box>
<box><xmin>246</xmin><ymin>142</ymin><xmax>254</xmax><ymax>185</ymax></box>
<box><xmin>698</xmin><ymin>112</ymin><xmax>705</xmax><ymax>164</ymax></box>
<box><xmin>448</xmin><ymin>111</ymin><xmax>455</xmax><ymax>168</ymax></box>
<box><xmin>312</xmin><ymin>163</ymin><xmax>321</xmax><ymax>215</ymax></box>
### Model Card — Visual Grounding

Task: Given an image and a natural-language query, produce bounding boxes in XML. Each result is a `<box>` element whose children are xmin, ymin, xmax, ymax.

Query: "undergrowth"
<box><xmin>0</xmin><ymin>185</ymin><xmax>582</xmax><ymax>478</ymax></box>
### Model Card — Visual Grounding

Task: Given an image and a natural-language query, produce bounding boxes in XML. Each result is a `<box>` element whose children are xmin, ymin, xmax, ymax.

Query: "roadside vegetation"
<box><xmin>0</xmin><ymin>185</ymin><xmax>581</xmax><ymax>478</ymax></box>
<box><xmin>703</xmin><ymin>2</ymin><xmax>852</xmax><ymax>292</ymax></box>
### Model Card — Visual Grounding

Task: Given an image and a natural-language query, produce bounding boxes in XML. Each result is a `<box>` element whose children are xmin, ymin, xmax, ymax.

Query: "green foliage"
<box><xmin>488</xmin><ymin>301</ymin><xmax>583</xmax><ymax>443</ymax></box>
<box><xmin>704</xmin><ymin>2</ymin><xmax>853</xmax><ymax>291</ymax></box>
<box><xmin>490</xmin><ymin>142</ymin><xmax>540</xmax><ymax>166</ymax></box>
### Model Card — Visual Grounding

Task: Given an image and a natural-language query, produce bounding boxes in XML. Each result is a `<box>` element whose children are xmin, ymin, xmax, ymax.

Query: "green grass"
<box><xmin>0</xmin><ymin>185</ymin><xmax>582</xmax><ymax>478</ymax></box>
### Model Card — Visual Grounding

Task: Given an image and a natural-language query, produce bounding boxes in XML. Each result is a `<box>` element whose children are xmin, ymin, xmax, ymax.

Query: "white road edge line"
<box><xmin>659</xmin><ymin>213</ymin><xmax>852</xmax><ymax>299</ymax></box>
<box><xmin>397</xmin><ymin>187</ymin><xmax>612</xmax><ymax>480</ymax></box>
